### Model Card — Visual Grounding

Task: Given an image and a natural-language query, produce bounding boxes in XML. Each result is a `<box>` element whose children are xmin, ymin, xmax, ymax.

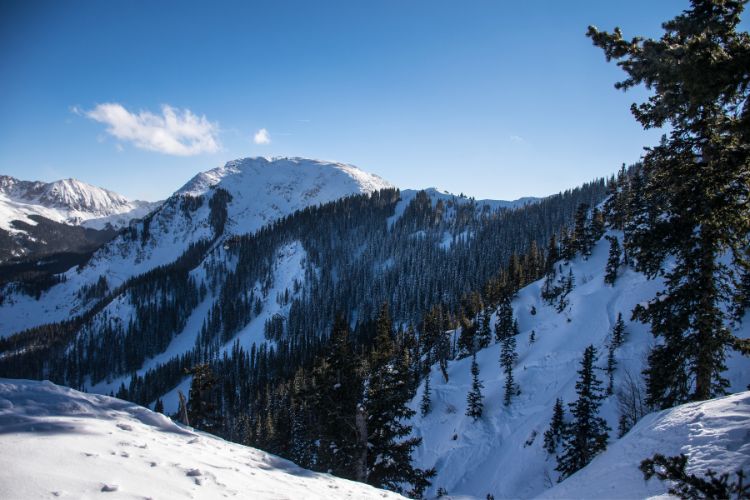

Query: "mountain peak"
<box><xmin>0</xmin><ymin>174</ymin><xmax>160</xmax><ymax>232</ymax></box>
<box><xmin>178</xmin><ymin>156</ymin><xmax>392</xmax><ymax>198</ymax></box>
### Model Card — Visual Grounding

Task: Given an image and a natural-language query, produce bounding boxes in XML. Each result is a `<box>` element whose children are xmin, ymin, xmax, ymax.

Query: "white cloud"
<box><xmin>84</xmin><ymin>103</ymin><xmax>220</xmax><ymax>156</ymax></box>
<box><xmin>509</xmin><ymin>135</ymin><xmax>525</xmax><ymax>144</ymax></box>
<box><xmin>253</xmin><ymin>128</ymin><xmax>271</xmax><ymax>145</ymax></box>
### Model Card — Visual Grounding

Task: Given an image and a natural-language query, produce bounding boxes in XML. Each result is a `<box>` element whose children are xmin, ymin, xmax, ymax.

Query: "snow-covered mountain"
<box><xmin>0</xmin><ymin>157</ymin><xmax>394</xmax><ymax>335</ymax></box>
<box><xmin>176</xmin><ymin>156</ymin><xmax>393</xmax><ymax>234</ymax></box>
<box><xmin>0</xmin><ymin>378</ymin><xmax>404</xmax><ymax>500</ymax></box>
<box><xmin>0</xmin><ymin>175</ymin><xmax>159</xmax><ymax>232</ymax></box>
<box><xmin>406</xmin><ymin>230</ymin><xmax>750</xmax><ymax>499</ymax></box>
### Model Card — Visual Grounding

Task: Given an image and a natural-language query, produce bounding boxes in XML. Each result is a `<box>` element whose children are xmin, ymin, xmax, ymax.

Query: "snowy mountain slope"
<box><xmin>539</xmin><ymin>391</ymin><xmax>750</xmax><ymax>499</ymax></box>
<box><xmin>0</xmin><ymin>157</ymin><xmax>391</xmax><ymax>336</ymax></box>
<box><xmin>87</xmin><ymin>240</ymin><xmax>310</xmax><ymax>414</ymax></box>
<box><xmin>176</xmin><ymin>156</ymin><xmax>393</xmax><ymax>235</ymax></box>
<box><xmin>0</xmin><ymin>378</ymin><xmax>404</xmax><ymax>500</ymax></box>
<box><xmin>407</xmin><ymin>232</ymin><xmax>750</xmax><ymax>499</ymax></box>
<box><xmin>0</xmin><ymin>175</ymin><xmax>158</xmax><ymax>232</ymax></box>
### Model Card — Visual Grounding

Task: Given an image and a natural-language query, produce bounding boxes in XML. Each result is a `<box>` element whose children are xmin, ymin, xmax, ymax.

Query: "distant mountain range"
<box><xmin>0</xmin><ymin>175</ymin><xmax>160</xmax><ymax>263</ymax></box>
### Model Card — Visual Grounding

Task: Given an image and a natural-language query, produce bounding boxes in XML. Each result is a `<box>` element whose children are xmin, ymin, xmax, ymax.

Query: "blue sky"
<box><xmin>0</xmin><ymin>0</ymin><xmax>707</xmax><ymax>201</ymax></box>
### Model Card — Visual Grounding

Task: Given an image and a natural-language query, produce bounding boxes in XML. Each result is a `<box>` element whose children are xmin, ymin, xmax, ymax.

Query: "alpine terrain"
<box><xmin>1</xmin><ymin>0</ymin><xmax>749</xmax><ymax>498</ymax></box>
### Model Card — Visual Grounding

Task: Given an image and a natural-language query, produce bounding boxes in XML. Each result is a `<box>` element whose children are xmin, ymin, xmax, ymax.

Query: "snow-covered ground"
<box><xmin>0</xmin><ymin>378</ymin><xmax>404</xmax><ymax>500</ymax></box>
<box><xmin>541</xmin><ymin>390</ymin><xmax>750</xmax><ymax>499</ymax></box>
<box><xmin>408</xmin><ymin>231</ymin><xmax>750</xmax><ymax>499</ymax></box>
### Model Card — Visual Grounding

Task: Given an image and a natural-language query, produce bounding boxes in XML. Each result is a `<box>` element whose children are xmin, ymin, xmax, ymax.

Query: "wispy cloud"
<box><xmin>509</xmin><ymin>134</ymin><xmax>525</xmax><ymax>144</ymax></box>
<box><xmin>83</xmin><ymin>103</ymin><xmax>220</xmax><ymax>156</ymax></box>
<box><xmin>253</xmin><ymin>128</ymin><xmax>271</xmax><ymax>145</ymax></box>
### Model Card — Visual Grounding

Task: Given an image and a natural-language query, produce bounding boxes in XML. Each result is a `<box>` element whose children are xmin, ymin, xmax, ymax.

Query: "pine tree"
<box><xmin>545</xmin><ymin>233</ymin><xmax>560</xmax><ymax>275</ymax></box>
<box><xmin>478</xmin><ymin>309</ymin><xmax>492</xmax><ymax>349</ymax></box>
<box><xmin>365</xmin><ymin>304</ymin><xmax>433</xmax><ymax>493</ymax></box>
<box><xmin>154</xmin><ymin>398</ymin><xmax>164</xmax><ymax>414</ymax></box>
<box><xmin>187</xmin><ymin>363</ymin><xmax>221</xmax><ymax>434</ymax></box>
<box><xmin>590</xmin><ymin>208</ymin><xmax>605</xmax><ymax>243</ymax></box>
<box><xmin>573</xmin><ymin>204</ymin><xmax>591</xmax><ymax>256</ymax></box>
<box><xmin>311</xmin><ymin>314</ymin><xmax>363</xmax><ymax>480</ymax></box>
<box><xmin>604</xmin><ymin>235</ymin><xmax>622</xmax><ymax>285</ymax></box>
<box><xmin>466</xmin><ymin>353</ymin><xmax>484</xmax><ymax>421</ymax></box>
<box><xmin>500</xmin><ymin>333</ymin><xmax>518</xmax><ymax>406</ymax></box>
<box><xmin>543</xmin><ymin>398</ymin><xmax>566</xmax><ymax>454</ymax></box>
<box><xmin>458</xmin><ymin>321</ymin><xmax>478</xmax><ymax>359</ymax></box>
<box><xmin>606</xmin><ymin>344</ymin><xmax>616</xmax><ymax>395</ymax></box>
<box><xmin>611</xmin><ymin>313</ymin><xmax>626</xmax><ymax>348</ymax></box>
<box><xmin>589</xmin><ymin>0</ymin><xmax>750</xmax><ymax>407</ymax></box>
<box><xmin>640</xmin><ymin>453</ymin><xmax>750</xmax><ymax>499</ymax></box>
<box><xmin>560</xmin><ymin>227</ymin><xmax>575</xmax><ymax>262</ymax></box>
<box><xmin>495</xmin><ymin>299</ymin><xmax>514</xmax><ymax>342</ymax></box>
<box><xmin>556</xmin><ymin>345</ymin><xmax>610</xmax><ymax>480</ymax></box>
<box><xmin>420</xmin><ymin>373</ymin><xmax>432</xmax><ymax>417</ymax></box>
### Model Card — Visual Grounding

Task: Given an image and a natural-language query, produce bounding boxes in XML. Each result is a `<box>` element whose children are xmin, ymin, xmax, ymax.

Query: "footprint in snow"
<box><xmin>101</xmin><ymin>484</ymin><xmax>119</xmax><ymax>492</ymax></box>
<box><xmin>116</xmin><ymin>423</ymin><xmax>133</xmax><ymax>431</ymax></box>
<box><xmin>186</xmin><ymin>468</ymin><xmax>202</xmax><ymax>477</ymax></box>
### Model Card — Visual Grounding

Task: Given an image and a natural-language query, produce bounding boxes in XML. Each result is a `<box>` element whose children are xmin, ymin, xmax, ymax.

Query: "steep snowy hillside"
<box><xmin>540</xmin><ymin>391</ymin><xmax>750</xmax><ymax>499</ymax></box>
<box><xmin>0</xmin><ymin>157</ymin><xmax>391</xmax><ymax>335</ymax></box>
<box><xmin>0</xmin><ymin>379</ymin><xmax>403</xmax><ymax>500</ymax></box>
<box><xmin>408</xmin><ymin>232</ymin><xmax>750</xmax><ymax>499</ymax></box>
<box><xmin>0</xmin><ymin>175</ymin><xmax>158</xmax><ymax>231</ymax></box>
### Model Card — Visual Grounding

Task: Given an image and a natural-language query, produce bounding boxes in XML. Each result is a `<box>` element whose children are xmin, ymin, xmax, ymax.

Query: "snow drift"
<box><xmin>541</xmin><ymin>390</ymin><xmax>750</xmax><ymax>499</ymax></box>
<box><xmin>0</xmin><ymin>378</ymin><xmax>404</xmax><ymax>499</ymax></box>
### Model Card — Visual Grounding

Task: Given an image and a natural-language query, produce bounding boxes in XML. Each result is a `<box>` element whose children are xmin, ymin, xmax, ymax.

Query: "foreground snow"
<box><xmin>0</xmin><ymin>379</ymin><xmax>403</xmax><ymax>500</ymax></box>
<box><xmin>541</xmin><ymin>391</ymin><xmax>750</xmax><ymax>499</ymax></box>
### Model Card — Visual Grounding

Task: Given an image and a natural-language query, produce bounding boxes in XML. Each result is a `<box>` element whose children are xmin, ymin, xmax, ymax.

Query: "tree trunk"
<box><xmin>178</xmin><ymin>390</ymin><xmax>190</xmax><ymax>427</ymax></box>
<box><xmin>693</xmin><ymin>231</ymin><xmax>717</xmax><ymax>401</ymax></box>
<box><xmin>354</xmin><ymin>404</ymin><xmax>368</xmax><ymax>482</ymax></box>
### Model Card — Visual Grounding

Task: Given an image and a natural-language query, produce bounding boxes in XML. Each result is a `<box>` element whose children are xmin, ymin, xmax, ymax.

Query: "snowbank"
<box><xmin>0</xmin><ymin>378</ymin><xmax>404</xmax><ymax>499</ymax></box>
<box><xmin>540</xmin><ymin>391</ymin><xmax>750</xmax><ymax>499</ymax></box>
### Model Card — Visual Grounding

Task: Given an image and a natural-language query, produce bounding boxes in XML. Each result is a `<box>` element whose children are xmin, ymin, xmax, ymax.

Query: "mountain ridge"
<box><xmin>0</xmin><ymin>174</ymin><xmax>159</xmax><ymax>231</ymax></box>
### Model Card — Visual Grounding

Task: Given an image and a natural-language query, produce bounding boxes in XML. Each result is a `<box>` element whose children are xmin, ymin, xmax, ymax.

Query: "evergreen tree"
<box><xmin>545</xmin><ymin>234</ymin><xmax>560</xmax><ymax>275</ymax></box>
<box><xmin>154</xmin><ymin>398</ymin><xmax>164</xmax><ymax>414</ymax></box>
<box><xmin>590</xmin><ymin>208</ymin><xmax>605</xmax><ymax>243</ymax></box>
<box><xmin>500</xmin><ymin>333</ymin><xmax>518</xmax><ymax>406</ymax></box>
<box><xmin>560</xmin><ymin>227</ymin><xmax>575</xmax><ymax>262</ymax></box>
<box><xmin>495</xmin><ymin>299</ymin><xmax>515</xmax><ymax>342</ymax></box>
<box><xmin>573</xmin><ymin>204</ymin><xmax>591</xmax><ymax>256</ymax></box>
<box><xmin>556</xmin><ymin>345</ymin><xmax>610</xmax><ymax>480</ymax></box>
<box><xmin>477</xmin><ymin>309</ymin><xmax>492</xmax><ymax>349</ymax></box>
<box><xmin>604</xmin><ymin>235</ymin><xmax>622</xmax><ymax>285</ymax></box>
<box><xmin>589</xmin><ymin>0</ymin><xmax>750</xmax><ymax>407</ymax></box>
<box><xmin>311</xmin><ymin>314</ymin><xmax>363</xmax><ymax>480</ymax></box>
<box><xmin>611</xmin><ymin>313</ymin><xmax>626</xmax><ymax>348</ymax></box>
<box><xmin>187</xmin><ymin>363</ymin><xmax>221</xmax><ymax>434</ymax></box>
<box><xmin>365</xmin><ymin>304</ymin><xmax>433</xmax><ymax>493</ymax></box>
<box><xmin>640</xmin><ymin>453</ymin><xmax>750</xmax><ymax>500</ymax></box>
<box><xmin>466</xmin><ymin>352</ymin><xmax>484</xmax><ymax>421</ymax></box>
<box><xmin>420</xmin><ymin>373</ymin><xmax>432</xmax><ymax>417</ymax></box>
<box><xmin>606</xmin><ymin>344</ymin><xmax>617</xmax><ymax>395</ymax></box>
<box><xmin>458</xmin><ymin>321</ymin><xmax>478</xmax><ymax>359</ymax></box>
<box><xmin>543</xmin><ymin>398</ymin><xmax>566</xmax><ymax>454</ymax></box>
